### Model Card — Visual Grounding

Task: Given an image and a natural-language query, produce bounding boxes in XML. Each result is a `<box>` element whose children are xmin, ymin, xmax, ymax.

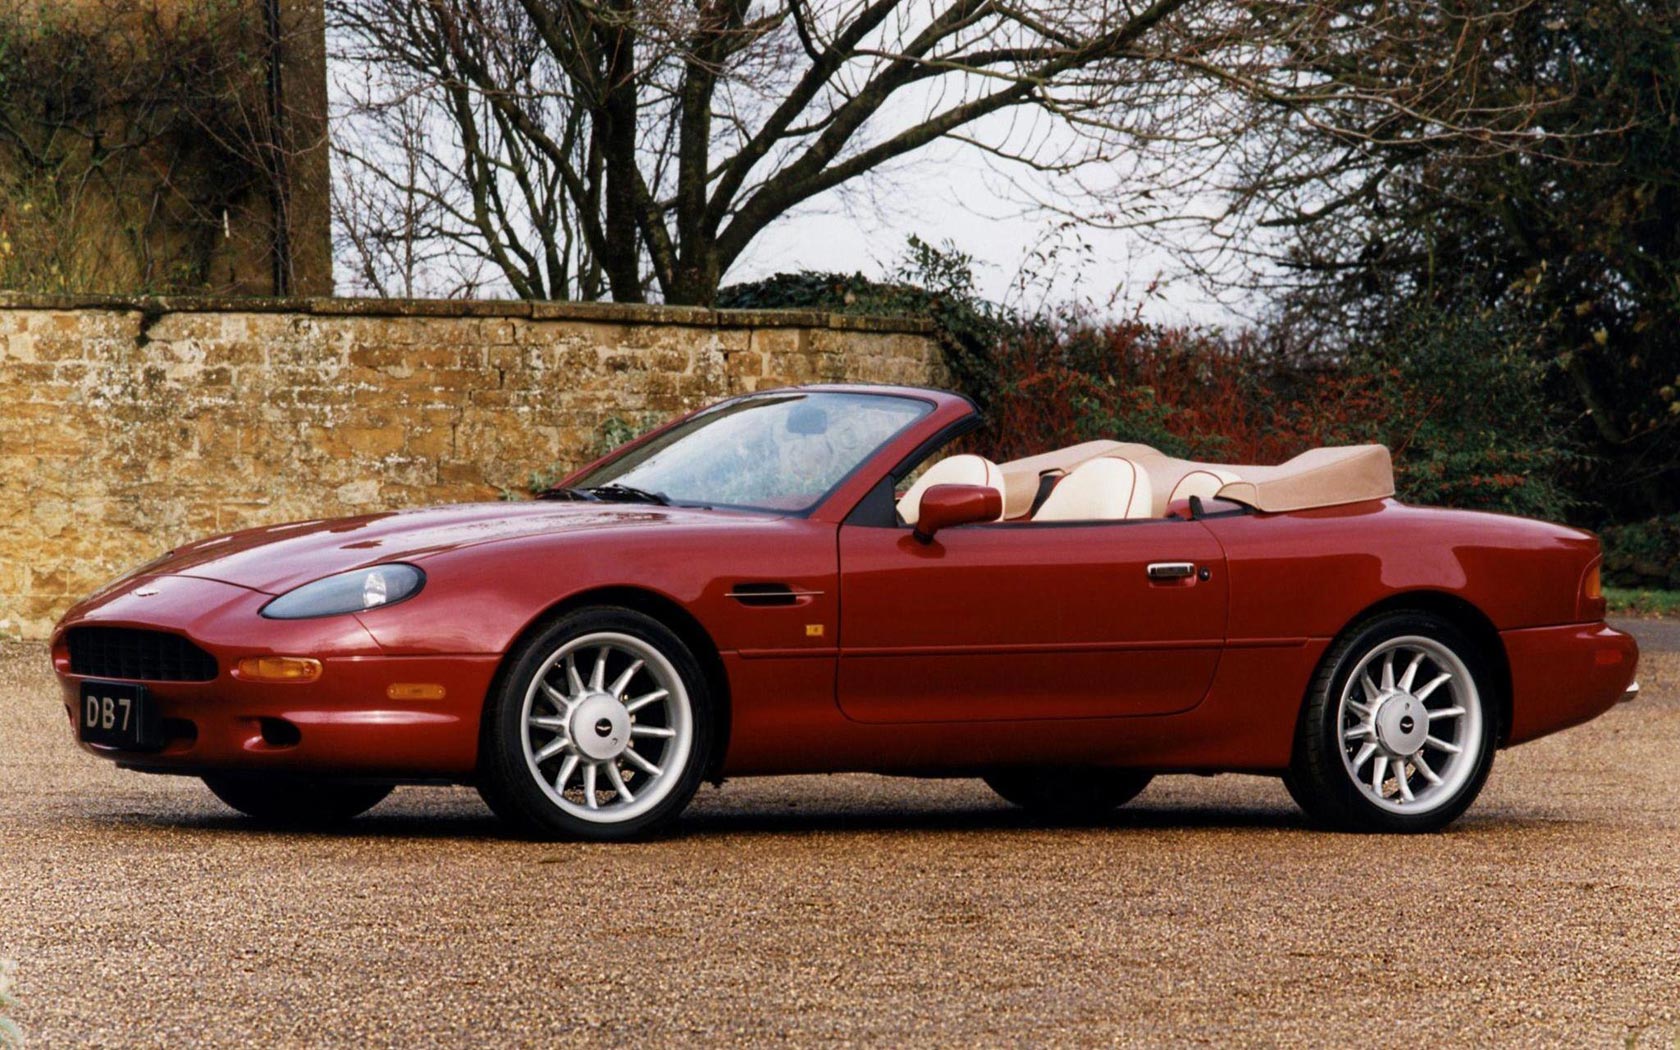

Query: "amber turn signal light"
<box><xmin>387</xmin><ymin>683</ymin><xmax>447</xmax><ymax>701</ymax></box>
<box><xmin>1583</xmin><ymin>563</ymin><xmax>1603</xmax><ymax>601</ymax></box>
<box><xmin>235</xmin><ymin>656</ymin><xmax>323</xmax><ymax>683</ymax></box>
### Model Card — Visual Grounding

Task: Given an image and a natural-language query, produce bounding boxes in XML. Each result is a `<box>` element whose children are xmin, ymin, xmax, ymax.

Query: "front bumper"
<box><xmin>52</xmin><ymin>575</ymin><xmax>498</xmax><ymax>778</ymax></box>
<box><xmin>1503</xmin><ymin>622</ymin><xmax>1639</xmax><ymax>746</ymax></box>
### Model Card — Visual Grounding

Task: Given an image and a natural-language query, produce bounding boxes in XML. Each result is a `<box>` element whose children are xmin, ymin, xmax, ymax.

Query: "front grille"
<box><xmin>66</xmin><ymin>627</ymin><xmax>219</xmax><ymax>682</ymax></box>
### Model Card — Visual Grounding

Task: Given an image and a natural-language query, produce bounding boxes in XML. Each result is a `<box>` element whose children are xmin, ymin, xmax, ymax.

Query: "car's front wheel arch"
<box><xmin>479</xmin><ymin>586</ymin><xmax>732</xmax><ymax>782</ymax></box>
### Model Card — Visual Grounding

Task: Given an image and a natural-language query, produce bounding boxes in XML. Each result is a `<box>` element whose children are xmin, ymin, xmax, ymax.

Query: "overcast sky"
<box><xmin>734</xmin><ymin>182</ymin><xmax>1244</xmax><ymax>328</ymax></box>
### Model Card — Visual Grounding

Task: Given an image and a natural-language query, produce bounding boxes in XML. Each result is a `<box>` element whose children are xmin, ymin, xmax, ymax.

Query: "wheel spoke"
<box><xmin>540</xmin><ymin>681</ymin><xmax>569</xmax><ymax>710</ymax></box>
<box><xmin>1397</xmin><ymin>764</ymin><xmax>1415</xmax><ymax>803</ymax></box>
<box><xmin>1427</xmin><ymin>705</ymin><xmax>1466</xmax><ymax>722</ymax></box>
<box><xmin>1425</xmin><ymin>735</ymin><xmax>1462</xmax><ymax>755</ymax></box>
<box><xmin>565</xmin><ymin>655</ymin><xmax>585</xmax><ymax>696</ymax></box>
<box><xmin>589</xmin><ymin>647</ymin><xmax>609</xmax><ymax>691</ymax></box>
<box><xmin>1351</xmin><ymin>742</ymin><xmax>1377</xmax><ymax>770</ymax></box>
<box><xmin>632</xmin><ymin>724</ymin><xmax>676</xmax><ymax>739</ymax></box>
<box><xmin>528</xmin><ymin>714</ymin><xmax>568</xmax><ymax>731</ymax></box>
<box><xmin>1415</xmin><ymin>672</ymin><xmax>1453</xmax><ymax>702</ymax></box>
<box><xmin>554</xmin><ymin>753</ymin><xmax>579</xmax><ymax>793</ymax></box>
<box><xmin>623</xmin><ymin>747</ymin><xmax>661</xmax><ymax>777</ymax></box>
<box><xmin>583</xmin><ymin>762</ymin><xmax>599</xmax><ymax>808</ymax></box>
<box><xmin>605</xmin><ymin>762</ymin><xmax>635</xmax><ymax>803</ymax></box>
<box><xmin>1361</xmin><ymin>673</ymin><xmax>1381</xmax><ymax>703</ymax></box>
<box><xmin>1372</xmin><ymin>755</ymin><xmax>1390</xmax><ymax>796</ymax></box>
<box><xmin>1412</xmin><ymin>753</ymin><xmax>1442</xmax><ymax>785</ymax></box>
<box><xmin>609</xmin><ymin>659</ymin><xmax>644</xmax><ymax>698</ymax></box>
<box><xmin>533</xmin><ymin>736</ymin><xmax>569</xmax><ymax>763</ymax></box>
<box><xmin>1348</xmin><ymin>699</ymin><xmax>1374</xmax><ymax>720</ymax></box>
<box><xmin>1344</xmin><ymin>723</ymin><xmax>1374</xmax><ymax>742</ymax></box>
<box><xmin>1381</xmin><ymin>652</ymin><xmax>1396</xmax><ymax>691</ymax></box>
<box><xmin>625</xmin><ymin>688</ymin><xmax>668</xmax><ymax>714</ymax></box>
<box><xmin>1398</xmin><ymin>651</ymin><xmax>1425</xmax><ymax>693</ymax></box>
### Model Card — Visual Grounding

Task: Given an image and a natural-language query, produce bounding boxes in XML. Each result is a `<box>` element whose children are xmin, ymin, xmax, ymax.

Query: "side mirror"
<box><xmin>913</xmin><ymin>484</ymin><xmax>1003</xmax><ymax>543</ymax></box>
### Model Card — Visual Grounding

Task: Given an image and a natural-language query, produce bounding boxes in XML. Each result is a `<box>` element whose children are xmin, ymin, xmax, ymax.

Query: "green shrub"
<box><xmin>1600</xmin><ymin>515</ymin><xmax>1680</xmax><ymax>589</ymax></box>
<box><xmin>1330</xmin><ymin>305</ymin><xmax>1580</xmax><ymax>521</ymax></box>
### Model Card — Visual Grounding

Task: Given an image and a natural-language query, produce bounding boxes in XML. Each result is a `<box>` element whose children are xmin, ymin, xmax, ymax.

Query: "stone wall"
<box><xmin>0</xmin><ymin>295</ymin><xmax>946</xmax><ymax>639</ymax></box>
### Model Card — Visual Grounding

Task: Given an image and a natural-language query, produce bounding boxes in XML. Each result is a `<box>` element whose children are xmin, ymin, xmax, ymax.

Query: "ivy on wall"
<box><xmin>0</xmin><ymin>0</ymin><xmax>275</xmax><ymax>295</ymax></box>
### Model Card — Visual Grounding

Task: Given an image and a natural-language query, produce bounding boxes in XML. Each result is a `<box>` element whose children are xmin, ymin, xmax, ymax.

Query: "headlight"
<box><xmin>260</xmin><ymin>564</ymin><xmax>426</xmax><ymax>620</ymax></box>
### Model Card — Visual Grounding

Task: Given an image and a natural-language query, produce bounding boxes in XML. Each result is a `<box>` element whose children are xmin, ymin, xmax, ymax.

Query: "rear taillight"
<box><xmin>1579</xmin><ymin>560</ymin><xmax>1606</xmax><ymax>621</ymax></box>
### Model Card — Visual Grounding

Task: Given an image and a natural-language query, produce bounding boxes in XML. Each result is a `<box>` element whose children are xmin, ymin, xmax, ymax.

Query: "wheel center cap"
<box><xmin>570</xmin><ymin>694</ymin><xmax>630</xmax><ymax>761</ymax></box>
<box><xmin>1374</xmin><ymin>693</ymin><xmax>1429</xmax><ymax>755</ymax></box>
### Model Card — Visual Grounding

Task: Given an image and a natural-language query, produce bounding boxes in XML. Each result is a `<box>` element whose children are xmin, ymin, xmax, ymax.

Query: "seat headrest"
<box><xmin>1034</xmin><ymin>456</ymin><xmax>1154</xmax><ymax>521</ymax></box>
<box><xmin>897</xmin><ymin>454</ymin><xmax>1005</xmax><ymax>526</ymax></box>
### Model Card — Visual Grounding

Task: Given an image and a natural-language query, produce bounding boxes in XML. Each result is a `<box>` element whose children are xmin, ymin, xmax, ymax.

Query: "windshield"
<box><xmin>572</xmin><ymin>392</ymin><xmax>933</xmax><ymax>513</ymax></box>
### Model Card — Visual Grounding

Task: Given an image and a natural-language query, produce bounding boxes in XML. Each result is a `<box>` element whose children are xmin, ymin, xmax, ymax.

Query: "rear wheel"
<box><xmin>1287</xmin><ymin>611</ymin><xmax>1497</xmax><ymax>833</ymax></box>
<box><xmin>202</xmin><ymin>774</ymin><xmax>392</xmax><ymax>825</ymax></box>
<box><xmin>477</xmin><ymin>607</ymin><xmax>713</xmax><ymax>841</ymax></box>
<box><xmin>984</xmin><ymin>767</ymin><xmax>1153</xmax><ymax>819</ymax></box>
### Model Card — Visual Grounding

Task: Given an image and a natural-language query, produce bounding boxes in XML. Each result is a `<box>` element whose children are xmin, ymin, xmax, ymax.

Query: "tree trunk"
<box><xmin>597</xmin><ymin>3</ymin><xmax>643</xmax><ymax>302</ymax></box>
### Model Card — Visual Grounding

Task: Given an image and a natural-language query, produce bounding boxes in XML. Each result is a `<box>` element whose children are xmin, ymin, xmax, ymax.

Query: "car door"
<box><xmin>835</xmin><ymin>518</ymin><xmax>1228</xmax><ymax>723</ymax></box>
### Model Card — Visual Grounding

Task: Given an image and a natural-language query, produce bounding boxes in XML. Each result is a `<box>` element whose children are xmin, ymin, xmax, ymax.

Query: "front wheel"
<box><xmin>984</xmin><ymin>767</ymin><xmax>1153</xmax><ymax>819</ymax></box>
<box><xmin>202</xmin><ymin>774</ymin><xmax>393</xmax><ymax>825</ymax></box>
<box><xmin>1286</xmin><ymin>611</ymin><xmax>1497</xmax><ymax>833</ymax></box>
<box><xmin>477</xmin><ymin>607</ymin><xmax>713</xmax><ymax>841</ymax></box>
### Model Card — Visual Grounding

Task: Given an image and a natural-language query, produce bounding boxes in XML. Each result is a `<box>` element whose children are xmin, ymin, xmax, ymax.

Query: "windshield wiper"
<box><xmin>587</xmin><ymin>483</ymin><xmax>671</xmax><ymax>506</ymax></box>
<box><xmin>535</xmin><ymin>486</ymin><xmax>603</xmax><ymax>503</ymax></box>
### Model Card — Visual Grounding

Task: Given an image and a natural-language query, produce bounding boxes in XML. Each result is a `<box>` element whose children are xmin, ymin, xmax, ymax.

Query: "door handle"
<box><xmin>1147</xmin><ymin>562</ymin><xmax>1197</xmax><ymax>581</ymax></box>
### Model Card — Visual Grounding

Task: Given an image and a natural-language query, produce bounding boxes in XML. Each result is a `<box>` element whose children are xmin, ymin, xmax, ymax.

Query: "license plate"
<box><xmin>78</xmin><ymin>681</ymin><xmax>161</xmax><ymax>750</ymax></box>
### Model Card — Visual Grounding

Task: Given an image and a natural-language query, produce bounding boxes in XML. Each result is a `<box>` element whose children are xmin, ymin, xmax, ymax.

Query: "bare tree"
<box><xmin>328</xmin><ymin>0</ymin><xmax>1571</xmax><ymax>305</ymax></box>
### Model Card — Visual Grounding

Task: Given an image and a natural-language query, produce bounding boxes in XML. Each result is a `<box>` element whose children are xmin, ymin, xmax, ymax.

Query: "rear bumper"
<box><xmin>1503</xmin><ymin>622</ymin><xmax>1639</xmax><ymax>746</ymax></box>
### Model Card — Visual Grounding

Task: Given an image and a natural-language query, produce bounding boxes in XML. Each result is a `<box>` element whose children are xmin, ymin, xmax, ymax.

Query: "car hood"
<box><xmin>134</xmin><ymin>502</ymin><xmax>755</xmax><ymax>595</ymax></box>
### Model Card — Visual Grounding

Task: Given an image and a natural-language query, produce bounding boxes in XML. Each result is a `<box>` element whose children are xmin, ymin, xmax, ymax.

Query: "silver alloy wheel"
<box><xmin>519</xmin><ymin>631</ymin><xmax>693</xmax><ymax>824</ymax></box>
<box><xmin>1337</xmin><ymin>635</ymin><xmax>1483</xmax><ymax>815</ymax></box>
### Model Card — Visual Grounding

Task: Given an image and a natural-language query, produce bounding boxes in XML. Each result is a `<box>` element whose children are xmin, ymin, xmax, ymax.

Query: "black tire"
<box><xmin>1287</xmin><ymin>610</ymin><xmax>1498</xmax><ymax>833</ymax></box>
<box><xmin>476</xmin><ymin>606</ymin><xmax>714</xmax><ymax>841</ymax></box>
<box><xmin>984</xmin><ymin>767</ymin><xmax>1153</xmax><ymax>819</ymax></box>
<box><xmin>202</xmin><ymin>773</ymin><xmax>393</xmax><ymax>825</ymax></box>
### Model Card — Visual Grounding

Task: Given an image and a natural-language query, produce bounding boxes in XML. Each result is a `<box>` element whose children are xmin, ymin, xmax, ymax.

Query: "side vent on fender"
<box><xmin>727</xmin><ymin>583</ymin><xmax>822</xmax><ymax>608</ymax></box>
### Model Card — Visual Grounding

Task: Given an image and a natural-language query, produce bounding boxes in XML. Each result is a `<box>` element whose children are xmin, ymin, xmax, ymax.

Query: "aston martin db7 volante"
<box><xmin>51</xmin><ymin>385</ymin><xmax>1639</xmax><ymax>838</ymax></box>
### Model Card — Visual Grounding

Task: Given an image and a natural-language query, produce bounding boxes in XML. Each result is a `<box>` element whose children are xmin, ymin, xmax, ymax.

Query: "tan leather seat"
<box><xmin>897</xmin><ymin>454</ymin><xmax>1005</xmax><ymax>526</ymax></box>
<box><xmin>1033</xmin><ymin>457</ymin><xmax>1154</xmax><ymax>521</ymax></box>
<box><xmin>996</xmin><ymin>440</ymin><xmax>1122</xmax><ymax>518</ymax></box>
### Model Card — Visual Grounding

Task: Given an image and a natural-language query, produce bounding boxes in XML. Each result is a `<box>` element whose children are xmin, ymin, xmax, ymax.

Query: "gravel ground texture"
<box><xmin>2</xmin><ymin>641</ymin><xmax>1677</xmax><ymax>1048</ymax></box>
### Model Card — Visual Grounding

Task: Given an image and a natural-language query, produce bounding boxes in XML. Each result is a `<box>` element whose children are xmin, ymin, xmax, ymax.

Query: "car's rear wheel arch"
<box><xmin>1307</xmin><ymin>591</ymin><xmax>1511</xmax><ymax>748</ymax></box>
<box><xmin>483</xmin><ymin>587</ymin><xmax>732</xmax><ymax>781</ymax></box>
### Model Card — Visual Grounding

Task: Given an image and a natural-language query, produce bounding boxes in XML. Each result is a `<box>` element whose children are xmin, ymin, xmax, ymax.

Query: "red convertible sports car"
<box><xmin>52</xmin><ymin>385</ymin><xmax>1638</xmax><ymax>838</ymax></box>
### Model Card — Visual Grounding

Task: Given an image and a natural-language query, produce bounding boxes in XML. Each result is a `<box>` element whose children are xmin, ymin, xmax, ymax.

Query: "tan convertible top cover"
<box><xmin>998</xmin><ymin>441</ymin><xmax>1394</xmax><ymax>517</ymax></box>
<box><xmin>1206</xmin><ymin>445</ymin><xmax>1395</xmax><ymax>513</ymax></box>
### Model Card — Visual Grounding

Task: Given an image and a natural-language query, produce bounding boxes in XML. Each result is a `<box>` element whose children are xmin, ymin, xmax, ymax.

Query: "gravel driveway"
<box><xmin>2</xmin><ymin>642</ymin><xmax>1676</xmax><ymax>1048</ymax></box>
